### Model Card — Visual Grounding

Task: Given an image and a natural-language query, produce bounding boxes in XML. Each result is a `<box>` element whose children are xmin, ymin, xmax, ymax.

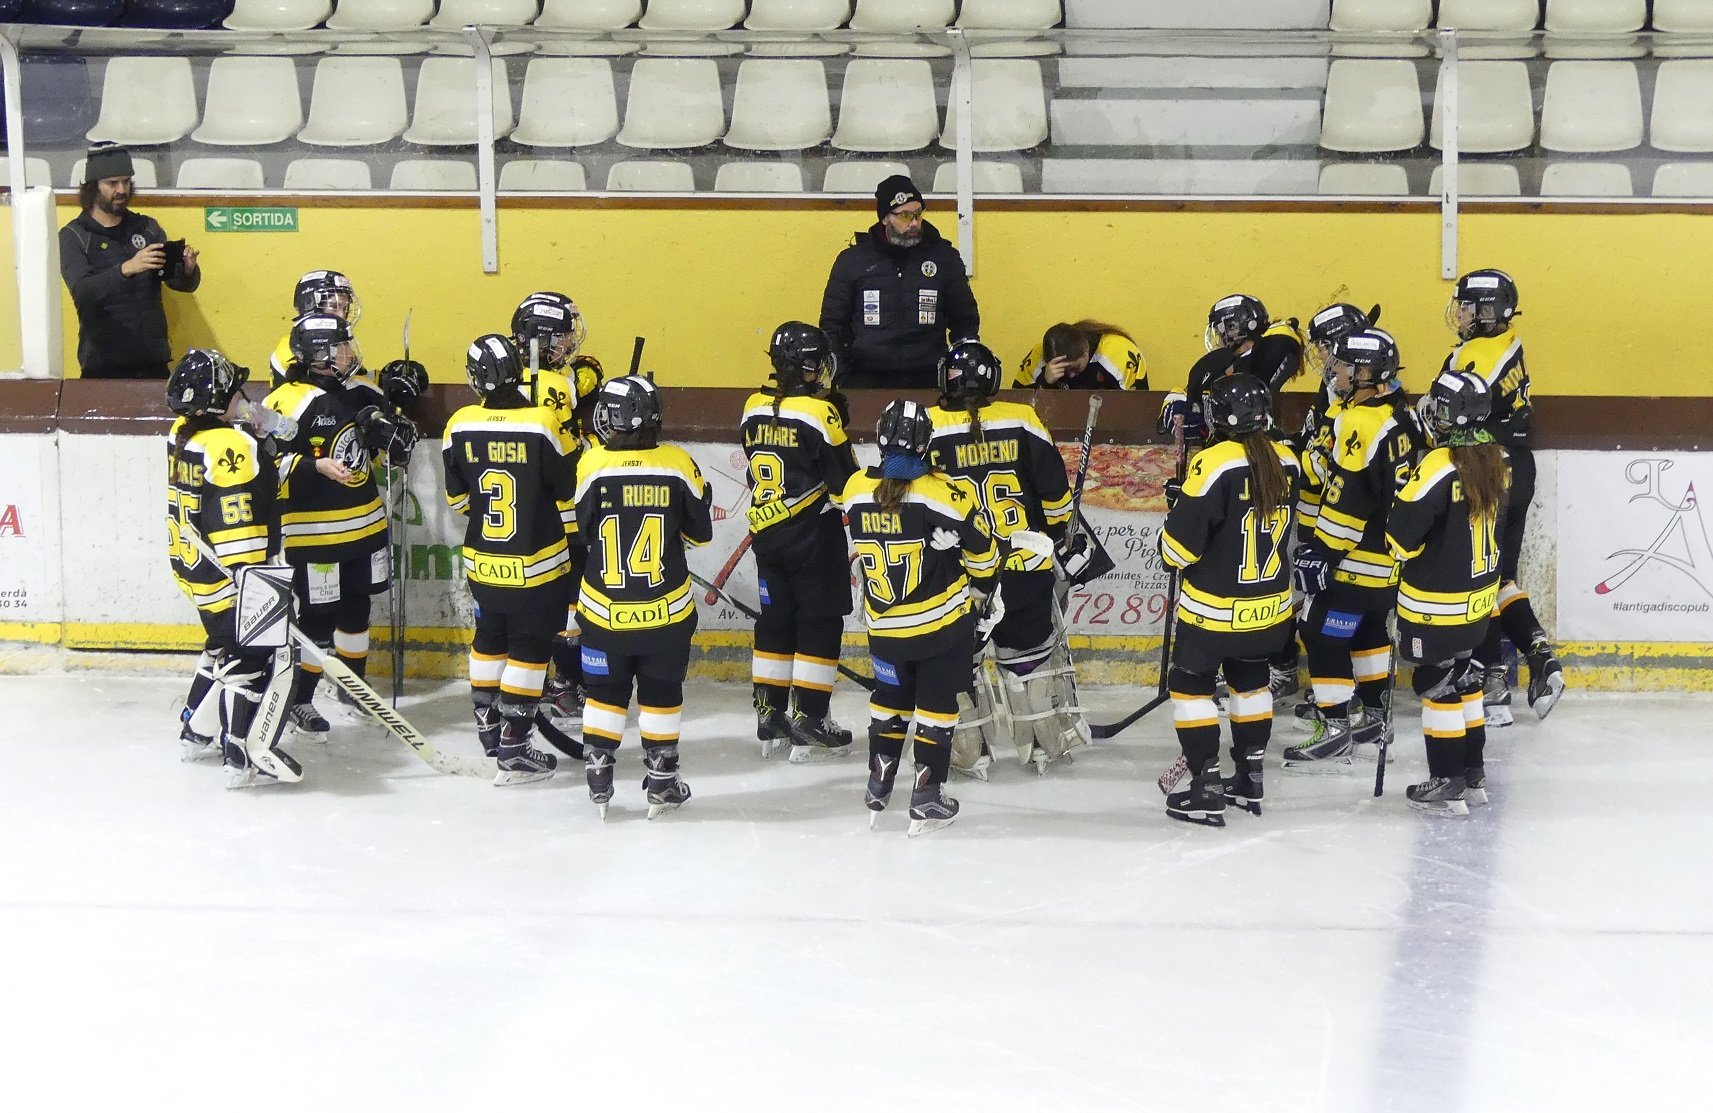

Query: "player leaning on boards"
<box><xmin>443</xmin><ymin>335</ymin><xmax>577</xmax><ymax>786</ymax></box>
<box><xmin>741</xmin><ymin>322</ymin><xmax>860</xmax><ymax>761</ymax></box>
<box><xmin>838</xmin><ymin>400</ymin><xmax>1002</xmax><ymax>836</ymax></box>
<box><xmin>164</xmin><ymin>350</ymin><xmax>299</xmax><ymax>788</ymax></box>
<box><xmin>1157</xmin><ymin>375</ymin><xmax>1301</xmax><ymax>826</ymax></box>
<box><xmin>926</xmin><ymin>340</ymin><xmax>1084</xmax><ymax>779</ymax></box>
<box><xmin>264</xmin><ymin>313</ymin><xmax>415</xmax><ymax>742</ymax></box>
<box><xmin>1159</xmin><ymin>293</ymin><xmax>1305</xmax><ymax>443</ymax></box>
<box><xmin>575</xmin><ymin>377</ymin><xmax>714</xmax><ymax>820</ymax></box>
<box><xmin>1386</xmin><ymin>370</ymin><xmax>1510</xmax><ymax>816</ymax></box>
<box><xmin>1441</xmin><ymin>269</ymin><xmax>1565</xmax><ymax>724</ymax></box>
<box><xmin>1015</xmin><ymin>319</ymin><xmax>1149</xmax><ymax>390</ymax></box>
<box><xmin>1285</xmin><ymin>329</ymin><xmax>1425</xmax><ymax>770</ymax></box>
<box><xmin>510</xmin><ymin>291</ymin><xmax>605</xmax><ymax>730</ymax></box>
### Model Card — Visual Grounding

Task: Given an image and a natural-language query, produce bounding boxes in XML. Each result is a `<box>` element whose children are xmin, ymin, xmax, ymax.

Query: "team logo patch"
<box><xmin>1321</xmin><ymin>609</ymin><xmax>1362</xmax><ymax>638</ymax></box>
<box><xmin>581</xmin><ymin>646</ymin><xmax>610</xmax><ymax>676</ymax></box>
<box><xmin>871</xmin><ymin>656</ymin><xmax>899</xmax><ymax>686</ymax></box>
<box><xmin>758</xmin><ymin>579</ymin><xmax>772</xmax><ymax>606</ymax></box>
<box><xmin>921</xmin><ymin>261</ymin><xmax>937</xmax><ymax>278</ymax></box>
<box><xmin>130</xmin><ymin>234</ymin><xmax>146</xmax><ymax>249</ymax></box>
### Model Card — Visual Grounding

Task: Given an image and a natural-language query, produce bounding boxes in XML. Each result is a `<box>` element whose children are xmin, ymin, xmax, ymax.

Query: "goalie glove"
<box><xmin>973</xmin><ymin>586</ymin><xmax>1005</xmax><ymax>644</ymax></box>
<box><xmin>1292</xmin><ymin>542</ymin><xmax>1335</xmax><ymax>596</ymax></box>
<box><xmin>379</xmin><ymin>359</ymin><xmax>428</xmax><ymax>408</ymax></box>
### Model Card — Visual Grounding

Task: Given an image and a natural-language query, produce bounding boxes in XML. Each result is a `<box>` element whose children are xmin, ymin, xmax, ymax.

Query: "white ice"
<box><xmin>2</xmin><ymin>673</ymin><xmax>1709</xmax><ymax>1113</ymax></box>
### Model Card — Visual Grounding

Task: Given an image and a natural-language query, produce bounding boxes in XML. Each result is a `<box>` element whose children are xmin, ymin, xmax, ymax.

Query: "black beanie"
<box><xmin>84</xmin><ymin>141</ymin><xmax>134</xmax><ymax>185</ymax></box>
<box><xmin>875</xmin><ymin>174</ymin><xmax>923</xmax><ymax>220</ymax></box>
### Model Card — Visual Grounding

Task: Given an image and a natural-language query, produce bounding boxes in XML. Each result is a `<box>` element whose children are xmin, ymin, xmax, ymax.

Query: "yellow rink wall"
<box><xmin>0</xmin><ymin>203</ymin><xmax>21</xmax><ymax>371</ymax></box>
<box><xmin>42</xmin><ymin>200</ymin><xmax>1713</xmax><ymax>396</ymax></box>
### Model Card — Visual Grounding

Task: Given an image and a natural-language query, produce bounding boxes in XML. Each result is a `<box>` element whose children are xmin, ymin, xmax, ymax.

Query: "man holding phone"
<box><xmin>60</xmin><ymin>141</ymin><xmax>202</xmax><ymax>379</ymax></box>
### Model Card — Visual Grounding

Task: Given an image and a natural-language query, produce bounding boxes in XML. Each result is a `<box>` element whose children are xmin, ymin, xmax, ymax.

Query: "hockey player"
<box><xmin>1015</xmin><ymin>320</ymin><xmax>1148</xmax><ymax>390</ymax></box>
<box><xmin>740</xmin><ymin>321</ymin><xmax>860</xmax><ymax>760</ymax></box>
<box><xmin>165</xmin><ymin>349</ymin><xmax>299</xmax><ymax>788</ymax></box>
<box><xmin>1284</xmin><ymin>328</ymin><xmax>1425</xmax><ymax>769</ymax></box>
<box><xmin>574</xmin><ymin>376</ymin><xmax>714</xmax><ymax>819</ymax></box>
<box><xmin>1386</xmin><ymin>369</ymin><xmax>1509</xmax><ymax>816</ymax></box>
<box><xmin>268</xmin><ymin>269</ymin><xmax>427</xmax><ymax>413</ymax></box>
<box><xmin>510</xmin><ymin>291</ymin><xmax>603</xmax><ymax>728</ymax></box>
<box><xmin>1159</xmin><ymin>293</ymin><xmax>1304</xmax><ymax>439</ymax></box>
<box><xmin>443</xmin><ymin>334</ymin><xmax>577</xmax><ymax>785</ymax></box>
<box><xmin>1442</xmin><ymin>268</ymin><xmax>1564</xmax><ymax>723</ymax></box>
<box><xmin>264</xmin><ymin>313</ymin><xmax>415</xmax><ymax>740</ymax></box>
<box><xmin>838</xmin><ymin>399</ymin><xmax>1002</xmax><ymax>836</ymax></box>
<box><xmin>1157</xmin><ymin>375</ymin><xmax>1300</xmax><ymax>825</ymax></box>
<box><xmin>926</xmin><ymin>340</ymin><xmax>1080</xmax><ymax>778</ymax></box>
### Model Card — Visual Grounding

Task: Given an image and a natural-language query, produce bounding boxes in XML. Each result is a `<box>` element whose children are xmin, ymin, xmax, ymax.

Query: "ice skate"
<box><xmin>865</xmin><ymin>753</ymin><xmax>900</xmax><ymax>829</ymax></box>
<box><xmin>288</xmin><ymin>702</ymin><xmax>329</xmax><ymax>743</ymax></box>
<box><xmin>785</xmin><ymin>712</ymin><xmax>854</xmax><ymax>764</ymax></box>
<box><xmin>1222</xmin><ymin>748</ymin><xmax>1265</xmax><ymax>816</ymax></box>
<box><xmin>1293</xmin><ymin>700</ymin><xmax>1321</xmax><ymax>731</ymax></box>
<box><xmin>493</xmin><ymin>718</ymin><xmax>556</xmax><ymax>786</ymax></box>
<box><xmin>1282</xmin><ymin>712</ymin><xmax>1354</xmax><ymax>770</ymax></box>
<box><xmin>543</xmin><ymin>675</ymin><xmax>585</xmax><ymax>727</ymax></box>
<box><xmin>1269</xmin><ymin>662</ymin><xmax>1301</xmax><ymax>704</ymax></box>
<box><xmin>221</xmin><ymin>737</ymin><xmax>292</xmax><ymax>790</ymax></box>
<box><xmin>905</xmin><ymin>765</ymin><xmax>958</xmax><ymax>837</ymax></box>
<box><xmin>1350</xmin><ymin>704</ymin><xmax>1394</xmax><ymax>764</ymax></box>
<box><xmin>1166</xmin><ymin>767</ymin><xmax>1227</xmax><ymax>827</ymax></box>
<box><xmin>643</xmin><ymin>745</ymin><xmax>691</xmax><ymax>819</ymax></box>
<box><xmin>952</xmin><ymin>741</ymin><xmax>993</xmax><ymax>782</ymax></box>
<box><xmin>1482</xmin><ymin>666</ymin><xmax>1514</xmax><ymax>728</ymax></box>
<box><xmin>179</xmin><ymin>720</ymin><xmax>219</xmax><ymax>762</ymax></box>
<box><xmin>1406</xmin><ymin>776</ymin><xmax>1469</xmax><ymax>817</ymax></box>
<box><xmin>756</xmin><ymin>695</ymin><xmax>792</xmax><ymax>759</ymax></box>
<box><xmin>1464</xmin><ymin>766</ymin><xmax>1488</xmax><ymax>807</ymax></box>
<box><xmin>585</xmin><ymin>749</ymin><xmax>615</xmax><ymax>820</ymax></box>
<box><xmin>1525</xmin><ymin>639</ymin><xmax>1565</xmax><ymax>720</ymax></box>
<box><xmin>474</xmin><ymin>704</ymin><xmax>501</xmax><ymax>759</ymax></box>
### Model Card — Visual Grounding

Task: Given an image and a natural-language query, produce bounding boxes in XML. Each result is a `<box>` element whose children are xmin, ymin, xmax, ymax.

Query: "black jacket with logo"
<box><xmin>819</xmin><ymin>220</ymin><xmax>979</xmax><ymax>390</ymax></box>
<box><xmin>59</xmin><ymin>209</ymin><xmax>201</xmax><ymax>376</ymax></box>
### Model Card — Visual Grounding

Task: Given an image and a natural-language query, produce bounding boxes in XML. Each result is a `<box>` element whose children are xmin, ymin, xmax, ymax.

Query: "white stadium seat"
<box><xmin>831</xmin><ymin>58</ymin><xmax>939</xmax><ymax>152</ymax></box>
<box><xmin>714</xmin><ymin>162</ymin><xmax>806</xmax><ymax>191</ymax></box>
<box><xmin>639</xmin><ymin>0</ymin><xmax>747</xmax><ymax>30</ymax></box>
<box><xmin>1064</xmin><ymin>0</ymin><xmax>1328</xmax><ymax>29</ymax></box>
<box><xmin>498</xmin><ymin>159</ymin><xmax>587</xmax><ymax>191</ymax></box>
<box><xmin>1428</xmin><ymin>61</ymin><xmax>1535</xmax><ymax>153</ymax></box>
<box><xmin>283</xmin><ymin>158</ymin><xmax>373</xmax><ymax>190</ymax></box>
<box><xmin>725</xmin><ymin>60</ymin><xmax>832</xmax><ymax>150</ymax></box>
<box><xmin>1435</xmin><ymin>0</ymin><xmax>1539</xmax><ymax>30</ymax></box>
<box><xmin>743</xmin><ymin>0</ymin><xmax>852</xmax><ymax>31</ymax></box>
<box><xmin>930</xmin><ymin>160</ymin><xmax>1025</xmax><ymax>192</ymax></box>
<box><xmin>297</xmin><ymin>56</ymin><xmax>409</xmax><ymax>146</ymax></box>
<box><xmin>87</xmin><ymin>56</ymin><xmax>198</xmax><ymax>145</ymax></box>
<box><xmin>70</xmin><ymin>157</ymin><xmax>159</xmax><ymax>187</ymax></box>
<box><xmin>175</xmin><ymin>158</ymin><xmax>266</xmax><ymax>189</ymax></box>
<box><xmin>1328</xmin><ymin>0</ymin><xmax>1431</xmax><ymax>32</ymax></box>
<box><xmin>326</xmin><ymin>0</ymin><xmax>434</xmax><ymax>31</ymax></box>
<box><xmin>535</xmin><ymin>0</ymin><xmax>640</xmax><ymax>28</ymax></box>
<box><xmin>1318</xmin><ymin>59</ymin><xmax>1425</xmax><ymax>153</ymax></box>
<box><xmin>1649</xmin><ymin>60</ymin><xmax>1713</xmax><ymax>153</ymax></box>
<box><xmin>616</xmin><ymin>58</ymin><xmax>726</xmax><ymax>148</ymax></box>
<box><xmin>401</xmin><ymin>57</ymin><xmax>515</xmax><ymax>145</ymax></box>
<box><xmin>849</xmin><ymin>0</ymin><xmax>955</xmax><ymax>32</ymax></box>
<box><xmin>939</xmin><ymin>59</ymin><xmax>1047</xmax><ymax>152</ymax></box>
<box><xmin>511</xmin><ymin>58</ymin><xmax>620</xmax><ymax>147</ymax></box>
<box><xmin>429</xmin><ymin>1</ymin><xmax>542</xmax><ymax>28</ymax></box>
<box><xmin>606</xmin><ymin>160</ymin><xmax>697</xmax><ymax>190</ymax></box>
<box><xmin>955</xmin><ymin>1</ymin><xmax>1063</xmax><ymax>30</ymax></box>
<box><xmin>390</xmin><ymin>160</ymin><xmax>478</xmax><ymax>190</ymax></box>
<box><xmin>1041</xmin><ymin>158</ymin><xmax>1320</xmax><ymax>194</ymax></box>
<box><xmin>1544</xmin><ymin>0</ymin><xmax>1646</xmax><ymax>32</ymax></box>
<box><xmin>191</xmin><ymin>56</ymin><xmax>304</xmax><ymax>146</ymax></box>
<box><xmin>1429</xmin><ymin>162</ymin><xmax>1524</xmax><ymax>196</ymax></box>
<box><xmin>1651</xmin><ymin>162</ymin><xmax>1713</xmax><ymax>197</ymax></box>
<box><xmin>821</xmin><ymin>159</ymin><xmax>911</xmax><ymax>191</ymax></box>
<box><xmin>224</xmin><ymin>0</ymin><xmax>332</xmax><ymax>31</ymax></box>
<box><xmin>1539</xmin><ymin>61</ymin><xmax>1643</xmax><ymax>153</ymax></box>
<box><xmin>1539</xmin><ymin>162</ymin><xmax>1633</xmax><ymax>196</ymax></box>
<box><xmin>21</xmin><ymin>157</ymin><xmax>51</xmax><ymax>188</ymax></box>
<box><xmin>1317</xmin><ymin>162</ymin><xmax>1411</xmax><ymax>195</ymax></box>
<box><xmin>1653</xmin><ymin>0</ymin><xmax>1713</xmax><ymax>32</ymax></box>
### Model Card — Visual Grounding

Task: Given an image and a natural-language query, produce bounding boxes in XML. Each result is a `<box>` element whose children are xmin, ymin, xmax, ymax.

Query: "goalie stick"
<box><xmin>687</xmin><ymin>570</ymin><xmax>876</xmax><ymax>691</ymax></box>
<box><xmin>183</xmin><ymin>528</ymin><xmax>494</xmax><ymax>779</ymax></box>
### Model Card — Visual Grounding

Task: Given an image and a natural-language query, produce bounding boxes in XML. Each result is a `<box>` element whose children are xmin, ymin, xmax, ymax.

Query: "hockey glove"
<box><xmin>1056</xmin><ymin>532</ymin><xmax>1094</xmax><ymax>582</ymax></box>
<box><xmin>355</xmin><ymin>405</ymin><xmax>416</xmax><ymax>462</ymax></box>
<box><xmin>569</xmin><ymin>354</ymin><xmax>604</xmax><ymax>402</ymax></box>
<box><xmin>974</xmin><ymin>586</ymin><xmax>1005</xmax><ymax>644</ymax></box>
<box><xmin>1292</xmin><ymin>543</ymin><xmax>1335</xmax><ymax>596</ymax></box>
<box><xmin>825</xmin><ymin>389</ymin><xmax>852</xmax><ymax>429</ymax></box>
<box><xmin>930</xmin><ymin>526</ymin><xmax>961</xmax><ymax>552</ymax></box>
<box><xmin>386</xmin><ymin>415</ymin><xmax>419</xmax><ymax>465</ymax></box>
<box><xmin>380</xmin><ymin>359</ymin><xmax>428</xmax><ymax>408</ymax></box>
<box><xmin>1157</xmin><ymin>392</ymin><xmax>1205</xmax><ymax>439</ymax></box>
<box><xmin>1163</xmin><ymin>478</ymin><xmax>1183</xmax><ymax>510</ymax></box>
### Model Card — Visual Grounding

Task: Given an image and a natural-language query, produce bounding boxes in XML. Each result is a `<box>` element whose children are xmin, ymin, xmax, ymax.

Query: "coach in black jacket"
<box><xmin>819</xmin><ymin>175</ymin><xmax>980</xmax><ymax>390</ymax></box>
<box><xmin>59</xmin><ymin>142</ymin><xmax>202</xmax><ymax>379</ymax></box>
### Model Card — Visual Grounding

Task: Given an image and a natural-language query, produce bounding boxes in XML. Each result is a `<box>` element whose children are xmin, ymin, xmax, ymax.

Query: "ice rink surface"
<box><xmin>2</xmin><ymin>673</ymin><xmax>1709</xmax><ymax>1112</ymax></box>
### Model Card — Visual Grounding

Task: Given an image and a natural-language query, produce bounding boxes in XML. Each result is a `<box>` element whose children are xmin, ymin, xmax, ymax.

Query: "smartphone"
<box><xmin>161</xmin><ymin>239</ymin><xmax>186</xmax><ymax>279</ymax></box>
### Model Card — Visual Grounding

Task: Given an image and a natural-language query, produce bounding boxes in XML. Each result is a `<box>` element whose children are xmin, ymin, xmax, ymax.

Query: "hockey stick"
<box><xmin>389</xmin><ymin>309</ymin><xmax>415</xmax><ymax>707</ymax></box>
<box><xmin>1091</xmin><ymin>416</ymin><xmax>1188</xmax><ymax>743</ymax></box>
<box><xmin>183</xmin><ymin>530</ymin><xmax>494</xmax><ymax>779</ymax></box>
<box><xmin>1374</xmin><ymin>614</ymin><xmax>1399</xmax><ymax>797</ymax></box>
<box><xmin>687</xmin><ymin>570</ymin><xmax>876</xmax><ymax>691</ymax></box>
<box><xmin>534</xmin><ymin>711</ymin><xmax>585</xmax><ymax>760</ymax></box>
<box><xmin>1067</xmin><ymin>393</ymin><xmax>1102</xmax><ymax>543</ymax></box>
<box><xmin>706</xmin><ymin>532</ymin><xmax>754</xmax><ymax>604</ymax></box>
<box><xmin>629</xmin><ymin>336</ymin><xmax>646</xmax><ymax>379</ymax></box>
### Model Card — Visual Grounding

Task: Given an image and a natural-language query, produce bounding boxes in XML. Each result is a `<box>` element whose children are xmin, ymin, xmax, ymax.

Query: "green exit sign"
<box><xmin>204</xmin><ymin>206</ymin><xmax>299</xmax><ymax>233</ymax></box>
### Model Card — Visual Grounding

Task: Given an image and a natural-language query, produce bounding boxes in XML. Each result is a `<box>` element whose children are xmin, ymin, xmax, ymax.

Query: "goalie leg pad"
<box><xmin>996</xmin><ymin>640</ymin><xmax>1089</xmax><ymax>766</ymax></box>
<box><xmin>220</xmin><ymin>648</ymin><xmax>302</xmax><ymax>784</ymax></box>
<box><xmin>951</xmin><ymin>654</ymin><xmax>1001</xmax><ymax>780</ymax></box>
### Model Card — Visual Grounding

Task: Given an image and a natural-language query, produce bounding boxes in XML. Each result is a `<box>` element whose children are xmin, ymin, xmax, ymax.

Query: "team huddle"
<box><xmin>161</xmin><ymin>266</ymin><xmax>1565</xmax><ymax>831</ymax></box>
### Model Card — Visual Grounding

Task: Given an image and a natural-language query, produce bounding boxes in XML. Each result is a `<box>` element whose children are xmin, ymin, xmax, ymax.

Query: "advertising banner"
<box><xmin>0</xmin><ymin>435</ymin><xmax>62</xmax><ymax>628</ymax></box>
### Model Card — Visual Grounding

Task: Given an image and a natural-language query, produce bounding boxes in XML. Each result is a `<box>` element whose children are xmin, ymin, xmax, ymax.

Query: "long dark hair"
<box><xmin>876</xmin><ymin>477</ymin><xmax>910</xmax><ymax>512</ymax></box>
<box><xmin>1043</xmin><ymin>320</ymin><xmax>1136</xmax><ymax>362</ymax></box>
<box><xmin>1239</xmin><ymin>431</ymin><xmax>1288</xmax><ymax>519</ymax></box>
<box><xmin>1452</xmin><ymin>442</ymin><xmax>1508</xmax><ymax>524</ymax></box>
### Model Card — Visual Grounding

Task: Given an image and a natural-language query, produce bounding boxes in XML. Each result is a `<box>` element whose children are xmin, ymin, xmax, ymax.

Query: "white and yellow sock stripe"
<box><xmin>791</xmin><ymin>653</ymin><xmax>839</xmax><ymax>694</ymax></box>
<box><xmin>751</xmin><ymin>649</ymin><xmax>793</xmax><ymax>688</ymax></box>
<box><xmin>584</xmin><ymin>698</ymin><xmax>629</xmax><ymax>745</ymax></box>
<box><xmin>639</xmin><ymin>703</ymin><xmax>683</xmax><ymax>745</ymax></box>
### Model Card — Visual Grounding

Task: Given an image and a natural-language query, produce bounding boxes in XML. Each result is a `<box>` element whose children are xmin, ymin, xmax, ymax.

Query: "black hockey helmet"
<box><xmin>1204</xmin><ymin>373</ymin><xmax>1272</xmax><ymax>438</ymax></box>
<box><xmin>1327</xmin><ymin>328</ymin><xmax>1402</xmax><ymax>400</ymax></box>
<box><xmin>166</xmin><ymin>348</ymin><xmax>247</xmax><ymax>417</ymax></box>
<box><xmin>511</xmin><ymin>291</ymin><xmax>586</xmax><ymax>370</ymax></box>
<box><xmin>1205</xmin><ymin>293</ymin><xmax>1268</xmax><ymax>351</ymax></box>
<box><xmin>1307</xmin><ymin>302</ymin><xmax>1372</xmax><ymax>374</ymax></box>
<box><xmin>876</xmin><ymin>398</ymin><xmax>933</xmax><ymax>458</ymax></box>
<box><xmin>1447</xmin><ymin>268</ymin><xmax>1520</xmax><ymax>340</ymax></box>
<box><xmin>465</xmin><ymin>333</ymin><xmax>525</xmax><ymax>399</ymax></box>
<box><xmin>292</xmin><ymin>269</ymin><xmax>360</xmax><ymax>324</ymax></box>
<box><xmin>288</xmin><ymin>313</ymin><xmax>361</xmax><ymax>381</ymax></box>
<box><xmin>591</xmin><ymin>375</ymin><xmax>663</xmax><ymax>444</ymax></box>
<box><xmin>767</xmin><ymin>321</ymin><xmax>834</xmax><ymax>392</ymax></box>
<box><xmin>1421</xmin><ymin>368</ymin><xmax>1492</xmax><ymax>445</ymax></box>
<box><xmin>938</xmin><ymin>340</ymin><xmax>1003</xmax><ymax>401</ymax></box>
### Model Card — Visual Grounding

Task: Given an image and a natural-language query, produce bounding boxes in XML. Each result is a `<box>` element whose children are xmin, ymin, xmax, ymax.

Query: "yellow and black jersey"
<box><xmin>1311</xmin><ymin>391</ymin><xmax>1426</xmax><ymax>601</ymax></box>
<box><xmin>1386</xmin><ymin>447</ymin><xmax>1509</xmax><ymax>631</ymax></box>
<box><xmin>1015</xmin><ymin>330</ymin><xmax>1148</xmax><ymax>390</ymax></box>
<box><xmin>836</xmin><ymin>469</ymin><xmax>1001</xmax><ymax>647</ymax></box>
<box><xmin>166</xmin><ymin>420</ymin><xmax>278</xmax><ymax>615</ymax></box>
<box><xmin>517</xmin><ymin>366</ymin><xmax>585</xmax><ymax>541</ymax></box>
<box><xmin>443</xmin><ymin>401</ymin><xmax>577</xmax><ymax>593</ymax></box>
<box><xmin>264</xmin><ymin>379</ymin><xmax>389</xmax><ymax>564</ymax></box>
<box><xmin>268</xmin><ymin>331</ymin><xmax>386</xmax><ymax>403</ymax></box>
<box><xmin>1295</xmin><ymin>397</ymin><xmax>1346</xmax><ymax>533</ymax></box>
<box><xmin>740</xmin><ymin>390</ymin><xmax>858</xmax><ymax>557</ymax></box>
<box><xmin>926</xmin><ymin>400</ymin><xmax>1071</xmax><ymax>574</ymax></box>
<box><xmin>1443</xmin><ymin>329</ymin><xmax>1531</xmax><ymax>448</ymax></box>
<box><xmin>1184</xmin><ymin>321</ymin><xmax>1305</xmax><ymax>411</ymax></box>
<box><xmin>574</xmin><ymin>443</ymin><xmax>713</xmax><ymax>635</ymax></box>
<box><xmin>1160</xmin><ymin>437</ymin><xmax>1300</xmax><ymax>635</ymax></box>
